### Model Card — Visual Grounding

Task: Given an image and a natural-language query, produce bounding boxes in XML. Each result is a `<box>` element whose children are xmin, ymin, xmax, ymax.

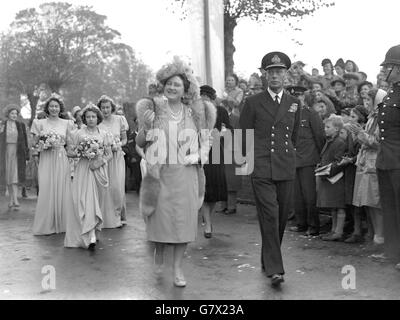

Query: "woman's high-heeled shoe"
<box><xmin>174</xmin><ymin>276</ymin><xmax>187</xmax><ymax>287</ymax></box>
<box><xmin>204</xmin><ymin>225</ymin><xmax>213</xmax><ymax>239</ymax></box>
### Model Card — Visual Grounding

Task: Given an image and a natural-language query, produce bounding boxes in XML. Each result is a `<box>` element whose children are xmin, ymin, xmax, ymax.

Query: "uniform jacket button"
<box><xmin>381</xmin><ymin>137</ymin><xmax>385</xmax><ymax>140</ymax></box>
<box><xmin>271</xmin><ymin>149</ymin><xmax>275</xmax><ymax>153</ymax></box>
<box><xmin>271</xmin><ymin>141</ymin><xmax>275</xmax><ymax>145</ymax></box>
<box><xmin>381</xmin><ymin>121</ymin><xmax>384</xmax><ymax>124</ymax></box>
<box><xmin>271</xmin><ymin>133</ymin><xmax>275</xmax><ymax>137</ymax></box>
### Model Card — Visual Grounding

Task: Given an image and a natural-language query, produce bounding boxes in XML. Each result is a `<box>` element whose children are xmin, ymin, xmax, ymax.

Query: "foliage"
<box><xmin>170</xmin><ymin>0</ymin><xmax>335</xmax><ymax>74</ymax></box>
<box><xmin>0</xmin><ymin>2</ymin><xmax>152</xmax><ymax>119</ymax></box>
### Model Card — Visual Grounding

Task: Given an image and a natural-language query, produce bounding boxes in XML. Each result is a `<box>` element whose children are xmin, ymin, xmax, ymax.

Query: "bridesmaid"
<box><xmin>64</xmin><ymin>104</ymin><xmax>112</xmax><ymax>250</ymax></box>
<box><xmin>0</xmin><ymin>105</ymin><xmax>29</xmax><ymax>210</ymax></box>
<box><xmin>97</xmin><ymin>95</ymin><xmax>128</xmax><ymax>228</ymax></box>
<box><xmin>31</xmin><ymin>94</ymin><xmax>75</xmax><ymax>235</ymax></box>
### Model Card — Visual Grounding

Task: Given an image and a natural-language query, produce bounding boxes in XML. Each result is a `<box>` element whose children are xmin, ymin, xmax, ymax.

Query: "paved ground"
<box><xmin>1</xmin><ymin>190</ymin><xmax>400</xmax><ymax>300</ymax></box>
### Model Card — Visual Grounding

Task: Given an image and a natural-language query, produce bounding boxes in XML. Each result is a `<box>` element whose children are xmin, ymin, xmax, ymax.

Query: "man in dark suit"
<box><xmin>239</xmin><ymin>52</ymin><xmax>301</xmax><ymax>287</ymax></box>
<box><xmin>286</xmin><ymin>86</ymin><xmax>325</xmax><ymax>236</ymax></box>
<box><xmin>375</xmin><ymin>45</ymin><xmax>400</xmax><ymax>270</ymax></box>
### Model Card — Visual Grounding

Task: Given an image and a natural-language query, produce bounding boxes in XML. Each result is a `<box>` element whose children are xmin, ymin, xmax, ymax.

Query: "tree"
<box><xmin>0</xmin><ymin>2</ymin><xmax>152</xmax><ymax>120</ymax></box>
<box><xmin>171</xmin><ymin>0</ymin><xmax>335</xmax><ymax>76</ymax></box>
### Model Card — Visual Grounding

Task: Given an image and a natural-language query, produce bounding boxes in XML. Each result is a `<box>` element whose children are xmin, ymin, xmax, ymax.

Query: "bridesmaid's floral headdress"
<box><xmin>97</xmin><ymin>95</ymin><xmax>116</xmax><ymax>112</ymax></box>
<box><xmin>44</xmin><ymin>93</ymin><xmax>65</xmax><ymax>115</ymax></box>
<box><xmin>81</xmin><ymin>103</ymin><xmax>104</xmax><ymax>124</ymax></box>
<box><xmin>156</xmin><ymin>56</ymin><xmax>200</xmax><ymax>104</ymax></box>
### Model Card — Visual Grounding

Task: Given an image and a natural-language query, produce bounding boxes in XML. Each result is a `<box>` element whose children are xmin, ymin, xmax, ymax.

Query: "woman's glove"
<box><xmin>89</xmin><ymin>158</ymin><xmax>106</xmax><ymax>171</ymax></box>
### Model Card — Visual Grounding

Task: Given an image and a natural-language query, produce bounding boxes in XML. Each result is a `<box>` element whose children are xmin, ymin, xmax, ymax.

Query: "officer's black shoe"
<box><xmin>289</xmin><ymin>225</ymin><xmax>307</xmax><ymax>233</ymax></box>
<box><xmin>88</xmin><ymin>243</ymin><xmax>96</xmax><ymax>251</ymax></box>
<box><xmin>271</xmin><ymin>274</ymin><xmax>284</xmax><ymax>287</ymax></box>
<box><xmin>305</xmin><ymin>228</ymin><xmax>320</xmax><ymax>237</ymax></box>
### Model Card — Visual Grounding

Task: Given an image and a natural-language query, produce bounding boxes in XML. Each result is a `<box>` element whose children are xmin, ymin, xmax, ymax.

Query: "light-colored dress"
<box><xmin>31</xmin><ymin>118</ymin><xmax>75</xmax><ymax>235</ymax></box>
<box><xmin>64</xmin><ymin>127</ymin><xmax>110</xmax><ymax>248</ymax></box>
<box><xmin>6</xmin><ymin>121</ymin><xmax>18</xmax><ymax>185</ymax></box>
<box><xmin>98</xmin><ymin>115</ymin><xmax>128</xmax><ymax>228</ymax></box>
<box><xmin>352</xmin><ymin>113</ymin><xmax>381</xmax><ymax>208</ymax></box>
<box><xmin>145</xmin><ymin>107</ymin><xmax>200</xmax><ymax>243</ymax></box>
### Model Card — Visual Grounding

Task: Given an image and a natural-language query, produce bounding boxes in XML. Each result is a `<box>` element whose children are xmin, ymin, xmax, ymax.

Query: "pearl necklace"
<box><xmin>169</xmin><ymin>103</ymin><xmax>183</xmax><ymax>121</ymax></box>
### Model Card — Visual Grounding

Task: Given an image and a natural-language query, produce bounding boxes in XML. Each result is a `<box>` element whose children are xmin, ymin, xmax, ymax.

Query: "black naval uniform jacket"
<box><xmin>376</xmin><ymin>82</ymin><xmax>400</xmax><ymax>170</ymax></box>
<box><xmin>240</xmin><ymin>90</ymin><xmax>301</xmax><ymax>181</ymax></box>
<box><xmin>295</xmin><ymin>106</ymin><xmax>325</xmax><ymax>168</ymax></box>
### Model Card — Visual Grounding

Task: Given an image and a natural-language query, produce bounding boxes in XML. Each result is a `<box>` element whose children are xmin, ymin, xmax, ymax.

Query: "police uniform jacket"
<box><xmin>295</xmin><ymin>106</ymin><xmax>325</xmax><ymax>168</ymax></box>
<box><xmin>376</xmin><ymin>82</ymin><xmax>400</xmax><ymax>170</ymax></box>
<box><xmin>240</xmin><ymin>90</ymin><xmax>301</xmax><ymax>181</ymax></box>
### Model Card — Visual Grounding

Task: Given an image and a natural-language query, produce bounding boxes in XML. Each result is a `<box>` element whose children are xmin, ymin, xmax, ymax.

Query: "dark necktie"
<box><xmin>274</xmin><ymin>95</ymin><xmax>280</xmax><ymax>106</ymax></box>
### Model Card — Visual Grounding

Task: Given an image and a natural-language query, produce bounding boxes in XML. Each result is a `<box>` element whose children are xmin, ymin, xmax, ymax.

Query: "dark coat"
<box><xmin>225</xmin><ymin>111</ymin><xmax>242</xmax><ymax>191</ymax></box>
<box><xmin>0</xmin><ymin>120</ymin><xmax>29</xmax><ymax>185</ymax></box>
<box><xmin>295</xmin><ymin>106</ymin><xmax>325</xmax><ymax>168</ymax></box>
<box><xmin>316</xmin><ymin>135</ymin><xmax>346</xmax><ymax>208</ymax></box>
<box><xmin>376</xmin><ymin>82</ymin><xmax>400</xmax><ymax>170</ymax></box>
<box><xmin>240</xmin><ymin>90</ymin><xmax>301</xmax><ymax>181</ymax></box>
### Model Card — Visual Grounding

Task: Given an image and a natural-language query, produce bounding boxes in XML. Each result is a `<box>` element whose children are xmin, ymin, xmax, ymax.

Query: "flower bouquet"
<box><xmin>76</xmin><ymin>137</ymin><xmax>104</xmax><ymax>160</ymax></box>
<box><xmin>36</xmin><ymin>131</ymin><xmax>64</xmax><ymax>152</ymax></box>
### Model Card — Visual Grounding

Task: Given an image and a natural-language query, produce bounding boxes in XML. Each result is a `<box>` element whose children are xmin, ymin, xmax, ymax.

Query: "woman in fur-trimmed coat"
<box><xmin>136</xmin><ymin>57</ymin><xmax>216</xmax><ymax>287</ymax></box>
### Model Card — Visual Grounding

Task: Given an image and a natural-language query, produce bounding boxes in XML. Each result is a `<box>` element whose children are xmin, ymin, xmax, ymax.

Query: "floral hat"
<box><xmin>156</xmin><ymin>56</ymin><xmax>200</xmax><ymax>103</ymax></box>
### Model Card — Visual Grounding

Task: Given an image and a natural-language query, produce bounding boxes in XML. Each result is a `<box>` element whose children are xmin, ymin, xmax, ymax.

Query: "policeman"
<box><xmin>376</xmin><ymin>45</ymin><xmax>400</xmax><ymax>270</ymax></box>
<box><xmin>286</xmin><ymin>86</ymin><xmax>325</xmax><ymax>236</ymax></box>
<box><xmin>240</xmin><ymin>52</ymin><xmax>301</xmax><ymax>287</ymax></box>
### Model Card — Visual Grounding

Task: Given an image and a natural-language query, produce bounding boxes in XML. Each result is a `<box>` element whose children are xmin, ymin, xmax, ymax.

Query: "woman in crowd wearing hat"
<box><xmin>97</xmin><ymin>95</ymin><xmax>128</xmax><ymax>228</ymax></box>
<box><xmin>135</xmin><ymin>56</ymin><xmax>216</xmax><ymax>287</ymax></box>
<box><xmin>0</xmin><ymin>105</ymin><xmax>29</xmax><ymax>210</ymax></box>
<box><xmin>31</xmin><ymin>94</ymin><xmax>75</xmax><ymax>235</ymax></box>
<box><xmin>199</xmin><ymin>85</ymin><xmax>229</xmax><ymax>238</ymax></box>
<box><xmin>64</xmin><ymin>104</ymin><xmax>113</xmax><ymax>250</ymax></box>
<box><xmin>334</xmin><ymin>59</ymin><xmax>346</xmax><ymax>77</ymax></box>
<box><xmin>351</xmin><ymin>88</ymin><xmax>387</xmax><ymax>246</ymax></box>
<box><xmin>223</xmin><ymin>74</ymin><xmax>244</xmax><ymax>114</ymax></box>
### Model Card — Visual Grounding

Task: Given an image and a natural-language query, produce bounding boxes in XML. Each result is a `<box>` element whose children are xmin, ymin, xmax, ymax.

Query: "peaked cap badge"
<box><xmin>271</xmin><ymin>55</ymin><xmax>281</xmax><ymax>64</ymax></box>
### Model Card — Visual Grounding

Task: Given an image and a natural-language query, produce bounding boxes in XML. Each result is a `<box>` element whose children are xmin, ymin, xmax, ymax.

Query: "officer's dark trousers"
<box><xmin>377</xmin><ymin>169</ymin><xmax>400</xmax><ymax>260</ymax></box>
<box><xmin>294</xmin><ymin>166</ymin><xmax>319</xmax><ymax>231</ymax></box>
<box><xmin>251</xmin><ymin>177</ymin><xmax>293</xmax><ymax>277</ymax></box>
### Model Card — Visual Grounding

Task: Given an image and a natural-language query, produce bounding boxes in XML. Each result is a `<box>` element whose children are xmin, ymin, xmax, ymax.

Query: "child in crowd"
<box><xmin>340</xmin><ymin>108</ymin><xmax>352</xmax><ymax>123</ymax></box>
<box><xmin>316</xmin><ymin>115</ymin><xmax>347</xmax><ymax>241</ymax></box>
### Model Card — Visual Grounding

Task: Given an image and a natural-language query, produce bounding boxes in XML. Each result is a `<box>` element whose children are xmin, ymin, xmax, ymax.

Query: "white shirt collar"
<box><xmin>267</xmin><ymin>87</ymin><xmax>284</xmax><ymax>102</ymax></box>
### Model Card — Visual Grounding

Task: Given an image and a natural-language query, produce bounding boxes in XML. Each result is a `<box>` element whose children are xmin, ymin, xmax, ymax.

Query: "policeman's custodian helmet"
<box><xmin>381</xmin><ymin>45</ymin><xmax>400</xmax><ymax>66</ymax></box>
<box><xmin>261</xmin><ymin>51</ymin><xmax>291</xmax><ymax>71</ymax></box>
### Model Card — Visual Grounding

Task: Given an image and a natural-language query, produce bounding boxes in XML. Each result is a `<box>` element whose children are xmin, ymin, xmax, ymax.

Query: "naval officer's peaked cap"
<box><xmin>261</xmin><ymin>51</ymin><xmax>291</xmax><ymax>71</ymax></box>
